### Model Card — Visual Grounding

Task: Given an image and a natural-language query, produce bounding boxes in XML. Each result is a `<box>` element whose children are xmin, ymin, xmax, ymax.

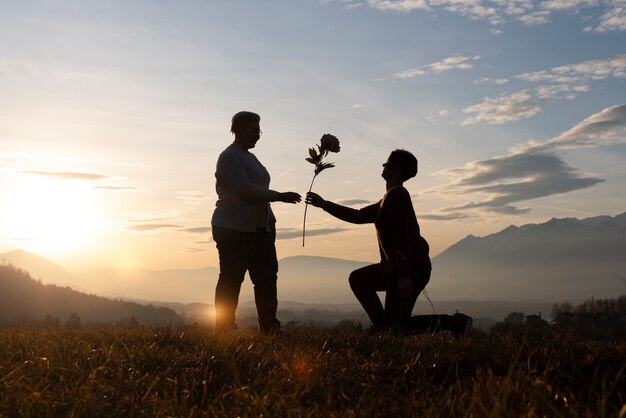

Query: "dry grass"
<box><xmin>0</xmin><ymin>327</ymin><xmax>624</xmax><ymax>417</ymax></box>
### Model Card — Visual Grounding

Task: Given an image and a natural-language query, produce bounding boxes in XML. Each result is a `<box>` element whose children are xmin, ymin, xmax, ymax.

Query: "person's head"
<box><xmin>383</xmin><ymin>149</ymin><xmax>418</xmax><ymax>183</ymax></box>
<box><xmin>230</xmin><ymin>111</ymin><xmax>261</xmax><ymax>149</ymax></box>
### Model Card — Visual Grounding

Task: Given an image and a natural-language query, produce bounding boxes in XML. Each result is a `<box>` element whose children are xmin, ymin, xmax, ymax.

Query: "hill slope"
<box><xmin>0</xmin><ymin>264</ymin><xmax>183</xmax><ymax>326</ymax></box>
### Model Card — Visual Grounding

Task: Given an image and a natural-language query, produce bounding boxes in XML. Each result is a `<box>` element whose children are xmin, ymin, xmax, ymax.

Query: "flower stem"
<box><xmin>302</xmin><ymin>173</ymin><xmax>318</xmax><ymax>247</ymax></box>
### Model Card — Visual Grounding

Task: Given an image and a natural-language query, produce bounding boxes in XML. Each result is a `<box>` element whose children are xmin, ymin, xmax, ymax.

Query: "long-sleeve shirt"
<box><xmin>323</xmin><ymin>186</ymin><xmax>431</xmax><ymax>277</ymax></box>
<box><xmin>211</xmin><ymin>142</ymin><xmax>278</xmax><ymax>232</ymax></box>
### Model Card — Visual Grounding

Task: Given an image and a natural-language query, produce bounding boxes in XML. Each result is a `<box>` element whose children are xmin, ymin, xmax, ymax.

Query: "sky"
<box><xmin>0</xmin><ymin>0</ymin><xmax>625</xmax><ymax>272</ymax></box>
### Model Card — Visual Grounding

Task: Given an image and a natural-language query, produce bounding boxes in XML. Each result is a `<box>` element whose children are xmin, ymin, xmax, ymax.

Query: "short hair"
<box><xmin>387</xmin><ymin>149</ymin><xmax>418</xmax><ymax>182</ymax></box>
<box><xmin>230</xmin><ymin>111</ymin><xmax>260</xmax><ymax>134</ymax></box>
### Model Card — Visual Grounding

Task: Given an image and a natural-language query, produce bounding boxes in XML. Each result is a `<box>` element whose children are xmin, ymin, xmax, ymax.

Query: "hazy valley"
<box><xmin>1</xmin><ymin>212</ymin><xmax>625</xmax><ymax>326</ymax></box>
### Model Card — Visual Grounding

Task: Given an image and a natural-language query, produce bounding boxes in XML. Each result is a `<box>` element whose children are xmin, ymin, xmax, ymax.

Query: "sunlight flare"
<box><xmin>0</xmin><ymin>174</ymin><xmax>102</xmax><ymax>255</ymax></box>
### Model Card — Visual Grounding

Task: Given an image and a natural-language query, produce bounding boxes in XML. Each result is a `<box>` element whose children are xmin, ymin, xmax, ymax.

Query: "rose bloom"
<box><xmin>321</xmin><ymin>134</ymin><xmax>340</xmax><ymax>153</ymax></box>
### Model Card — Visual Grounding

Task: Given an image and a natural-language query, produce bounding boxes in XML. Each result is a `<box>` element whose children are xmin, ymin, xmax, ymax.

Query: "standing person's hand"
<box><xmin>277</xmin><ymin>192</ymin><xmax>302</xmax><ymax>203</ymax></box>
<box><xmin>305</xmin><ymin>192</ymin><xmax>326</xmax><ymax>208</ymax></box>
<box><xmin>398</xmin><ymin>276</ymin><xmax>413</xmax><ymax>301</ymax></box>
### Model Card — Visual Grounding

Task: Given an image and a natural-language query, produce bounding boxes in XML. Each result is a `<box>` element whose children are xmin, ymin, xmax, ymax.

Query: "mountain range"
<box><xmin>2</xmin><ymin>211</ymin><xmax>625</xmax><ymax>308</ymax></box>
<box><xmin>428</xmin><ymin>212</ymin><xmax>626</xmax><ymax>301</ymax></box>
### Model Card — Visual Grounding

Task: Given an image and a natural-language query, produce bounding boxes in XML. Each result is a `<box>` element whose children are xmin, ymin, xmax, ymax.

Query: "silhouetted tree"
<box><xmin>66</xmin><ymin>312</ymin><xmax>81</xmax><ymax>329</ymax></box>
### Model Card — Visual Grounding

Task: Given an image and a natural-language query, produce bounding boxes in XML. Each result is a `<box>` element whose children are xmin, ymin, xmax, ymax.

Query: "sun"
<box><xmin>0</xmin><ymin>174</ymin><xmax>102</xmax><ymax>256</ymax></box>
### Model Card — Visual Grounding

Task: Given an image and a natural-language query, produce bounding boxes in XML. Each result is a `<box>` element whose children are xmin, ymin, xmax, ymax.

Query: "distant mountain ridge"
<box><xmin>2</xmin><ymin>211</ymin><xmax>625</xmax><ymax>305</ymax></box>
<box><xmin>429</xmin><ymin>211</ymin><xmax>626</xmax><ymax>301</ymax></box>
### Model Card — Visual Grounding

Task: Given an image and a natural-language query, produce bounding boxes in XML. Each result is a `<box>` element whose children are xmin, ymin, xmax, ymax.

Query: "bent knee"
<box><xmin>348</xmin><ymin>270</ymin><xmax>364</xmax><ymax>289</ymax></box>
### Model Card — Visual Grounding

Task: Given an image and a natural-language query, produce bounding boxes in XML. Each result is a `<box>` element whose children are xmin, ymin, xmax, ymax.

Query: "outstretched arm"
<box><xmin>218</xmin><ymin>152</ymin><xmax>301</xmax><ymax>203</ymax></box>
<box><xmin>306</xmin><ymin>192</ymin><xmax>379</xmax><ymax>224</ymax></box>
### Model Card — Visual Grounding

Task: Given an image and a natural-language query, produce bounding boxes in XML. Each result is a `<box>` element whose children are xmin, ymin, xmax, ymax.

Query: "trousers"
<box><xmin>212</xmin><ymin>226</ymin><xmax>280</xmax><ymax>333</ymax></box>
<box><xmin>349</xmin><ymin>263</ymin><xmax>431</xmax><ymax>330</ymax></box>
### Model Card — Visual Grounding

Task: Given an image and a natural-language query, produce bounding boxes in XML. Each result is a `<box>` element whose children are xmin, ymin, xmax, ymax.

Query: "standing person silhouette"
<box><xmin>211</xmin><ymin>111</ymin><xmax>301</xmax><ymax>334</ymax></box>
<box><xmin>306</xmin><ymin>149</ymin><xmax>471</xmax><ymax>336</ymax></box>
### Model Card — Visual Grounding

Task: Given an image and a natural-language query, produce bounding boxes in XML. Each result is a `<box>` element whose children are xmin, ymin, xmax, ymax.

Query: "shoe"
<box><xmin>451</xmin><ymin>312</ymin><xmax>473</xmax><ymax>338</ymax></box>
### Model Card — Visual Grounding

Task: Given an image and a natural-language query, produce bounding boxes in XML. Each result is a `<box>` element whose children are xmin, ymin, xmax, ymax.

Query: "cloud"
<box><xmin>444</xmin><ymin>151</ymin><xmax>603</xmax><ymax>212</ymax></box>
<box><xmin>427</xmin><ymin>55</ymin><xmax>481</xmax><ymax>73</ymax></box>
<box><xmin>367</xmin><ymin>0</ymin><xmax>430</xmax><ymax>12</ymax></box>
<box><xmin>276</xmin><ymin>227</ymin><xmax>349</xmax><ymax>240</ymax></box>
<box><xmin>426</xmin><ymin>109</ymin><xmax>450</xmax><ymax>124</ymax></box>
<box><xmin>517</xmin><ymin>11</ymin><xmax>550</xmax><ymax>25</ymax></box>
<box><xmin>474</xmin><ymin>77</ymin><xmax>509</xmax><ymax>85</ymax></box>
<box><xmin>24</xmin><ymin>171</ymin><xmax>108</xmax><ymax>181</ymax></box>
<box><xmin>462</xmin><ymin>84</ymin><xmax>589</xmax><ymax>125</ymax></box>
<box><xmin>178</xmin><ymin>190</ymin><xmax>210</xmax><ymax>205</ymax></box>
<box><xmin>180</xmin><ymin>227</ymin><xmax>212</xmax><ymax>234</ymax></box>
<box><xmin>540</xmin><ymin>0</ymin><xmax>598</xmax><ymax>11</ymax></box>
<box><xmin>22</xmin><ymin>170</ymin><xmax>139</xmax><ymax>192</ymax></box>
<box><xmin>394</xmin><ymin>55</ymin><xmax>480</xmax><ymax>79</ymax></box>
<box><xmin>420</xmin><ymin>212</ymin><xmax>471</xmax><ymax>220</ymax></box>
<box><xmin>354</xmin><ymin>0</ymin><xmax>625</xmax><ymax>32</ymax></box>
<box><xmin>94</xmin><ymin>185</ymin><xmax>140</xmax><ymax>191</ymax></box>
<box><xmin>463</xmin><ymin>54</ymin><xmax>624</xmax><ymax>125</ymax></box>
<box><xmin>436</xmin><ymin>104</ymin><xmax>625</xmax><ymax>215</ymax></box>
<box><xmin>127</xmin><ymin>224</ymin><xmax>182</xmax><ymax>231</ymax></box>
<box><xmin>184</xmin><ymin>248</ymin><xmax>206</xmax><ymax>253</ymax></box>
<box><xmin>517</xmin><ymin>55</ymin><xmax>626</xmax><ymax>83</ymax></box>
<box><xmin>590</xmin><ymin>5</ymin><xmax>626</xmax><ymax>32</ymax></box>
<box><xmin>336</xmin><ymin>199</ymin><xmax>371</xmax><ymax>206</ymax></box>
<box><xmin>462</xmin><ymin>90</ymin><xmax>541</xmax><ymax>124</ymax></box>
<box><xmin>531</xmin><ymin>103</ymin><xmax>626</xmax><ymax>151</ymax></box>
<box><xmin>394</xmin><ymin>68</ymin><xmax>426</xmax><ymax>78</ymax></box>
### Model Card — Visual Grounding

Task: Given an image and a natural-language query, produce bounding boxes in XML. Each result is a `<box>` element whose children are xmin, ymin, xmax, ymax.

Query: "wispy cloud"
<box><xmin>127</xmin><ymin>224</ymin><xmax>182</xmax><ymax>231</ymax></box>
<box><xmin>24</xmin><ymin>171</ymin><xmax>108</xmax><ymax>181</ymax></box>
<box><xmin>336</xmin><ymin>199</ymin><xmax>371</xmax><ymax>206</ymax></box>
<box><xmin>589</xmin><ymin>5</ymin><xmax>626</xmax><ymax>32</ymax></box>
<box><xmin>359</xmin><ymin>0</ymin><xmax>624</xmax><ymax>31</ymax></box>
<box><xmin>464</xmin><ymin>54</ymin><xmax>624</xmax><ymax>125</ymax></box>
<box><xmin>178</xmin><ymin>190</ymin><xmax>210</xmax><ymax>205</ymax></box>
<box><xmin>517</xmin><ymin>54</ymin><xmax>626</xmax><ymax>83</ymax></box>
<box><xmin>95</xmin><ymin>185</ymin><xmax>141</xmax><ymax>192</ymax></box>
<box><xmin>462</xmin><ymin>84</ymin><xmax>590</xmax><ymax>125</ymax></box>
<box><xmin>427</xmin><ymin>109</ymin><xmax>450</xmax><ymax>124</ymax></box>
<box><xmin>441</xmin><ymin>151</ymin><xmax>603</xmax><ymax>213</ymax></box>
<box><xmin>180</xmin><ymin>227</ymin><xmax>212</xmax><ymax>234</ymax></box>
<box><xmin>420</xmin><ymin>212</ymin><xmax>471</xmax><ymax>221</ymax></box>
<box><xmin>525</xmin><ymin>103</ymin><xmax>626</xmax><ymax>151</ymax></box>
<box><xmin>276</xmin><ymin>227</ymin><xmax>349</xmax><ymax>240</ymax></box>
<box><xmin>474</xmin><ymin>77</ymin><xmax>509</xmax><ymax>85</ymax></box>
<box><xmin>184</xmin><ymin>247</ymin><xmax>206</xmax><ymax>253</ymax></box>
<box><xmin>394</xmin><ymin>55</ymin><xmax>480</xmax><ymax>79</ymax></box>
<box><xmin>434</xmin><ymin>104</ymin><xmax>626</xmax><ymax>216</ymax></box>
<box><xmin>23</xmin><ymin>170</ymin><xmax>140</xmax><ymax>192</ymax></box>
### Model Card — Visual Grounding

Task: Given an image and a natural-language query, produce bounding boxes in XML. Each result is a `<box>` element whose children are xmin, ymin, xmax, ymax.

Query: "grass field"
<box><xmin>0</xmin><ymin>327</ymin><xmax>624</xmax><ymax>417</ymax></box>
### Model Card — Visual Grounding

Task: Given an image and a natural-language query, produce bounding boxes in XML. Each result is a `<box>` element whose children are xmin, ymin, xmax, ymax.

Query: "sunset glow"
<box><xmin>0</xmin><ymin>1</ymin><xmax>624</xmax><ymax>274</ymax></box>
<box><xmin>1</xmin><ymin>173</ymin><xmax>102</xmax><ymax>256</ymax></box>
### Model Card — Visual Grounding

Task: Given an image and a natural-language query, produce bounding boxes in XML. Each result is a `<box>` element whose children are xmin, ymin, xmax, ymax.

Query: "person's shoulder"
<box><xmin>218</xmin><ymin>143</ymin><xmax>241</xmax><ymax>160</ymax></box>
<box><xmin>386</xmin><ymin>186</ymin><xmax>411</xmax><ymax>200</ymax></box>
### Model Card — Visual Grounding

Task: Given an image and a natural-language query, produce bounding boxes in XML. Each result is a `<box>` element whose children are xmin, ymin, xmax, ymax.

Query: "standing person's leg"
<box><xmin>213</xmin><ymin>226</ymin><xmax>255</xmax><ymax>330</ymax></box>
<box><xmin>248</xmin><ymin>229</ymin><xmax>281</xmax><ymax>334</ymax></box>
<box><xmin>349</xmin><ymin>264</ymin><xmax>387</xmax><ymax>330</ymax></box>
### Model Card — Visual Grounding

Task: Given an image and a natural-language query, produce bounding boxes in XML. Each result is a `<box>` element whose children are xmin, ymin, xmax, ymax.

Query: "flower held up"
<box><xmin>302</xmin><ymin>134</ymin><xmax>340</xmax><ymax>246</ymax></box>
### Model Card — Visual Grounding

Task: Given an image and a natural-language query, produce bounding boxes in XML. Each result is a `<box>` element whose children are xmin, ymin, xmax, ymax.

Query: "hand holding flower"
<box><xmin>305</xmin><ymin>192</ymin><xmax>326</xmax><ymax>208</ymax></box>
